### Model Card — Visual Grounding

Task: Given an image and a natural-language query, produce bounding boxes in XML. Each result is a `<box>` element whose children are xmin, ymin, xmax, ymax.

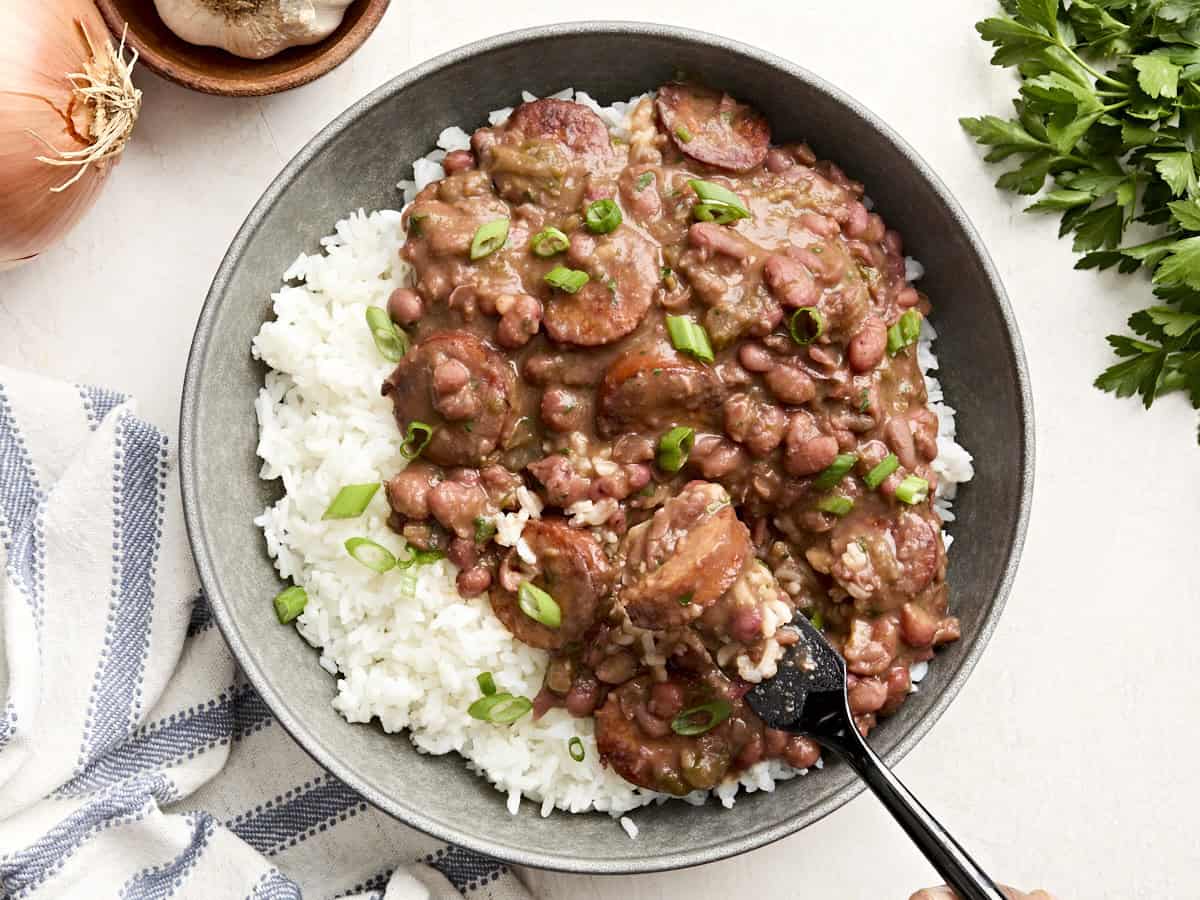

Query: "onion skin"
<box><xmin>0</xmin><ymin>0</ymin><xmax>124</xmax><ymax>269</ymax></box>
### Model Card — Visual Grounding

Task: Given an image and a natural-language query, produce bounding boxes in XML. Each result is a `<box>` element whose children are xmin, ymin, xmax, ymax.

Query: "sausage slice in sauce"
<box><xmin>595</xmin><ymin>350</ymin><xmax>723</xmax><ymax>438</ymax></box>
<box><xmin>656</xmin><ymin>83</ymin><xmax>770</xmax><ymax>172</ymax></box>
<box><xmin>382</xmin><ymin>330</ymin><xmax>516</xmax><ymax>467</ymax></box>
<box><xmin>488</xmin><ymin>518</ymin><xmax>614</xmax><ymax>650</ymax></box>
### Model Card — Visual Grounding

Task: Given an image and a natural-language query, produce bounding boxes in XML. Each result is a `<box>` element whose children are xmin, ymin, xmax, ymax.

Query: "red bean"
<box><xmin>738</xmin><ymin>343</ymin><xmax>773</xmax><ymax>373</ymax></box>
<box><xmin>764</xmin><ymin>728</ymin><xmax>789</xmax><ymax>757</ymax></box>
<box><xmin>764</xmin><ymin>365</ymin><xmax>816</xmax><ymax>405</ymax></box>
<box><xmin>848</xmin><ymin>317</ymin><xmax>888</xmax><ymax>373</ymax></box>
<box><xmin>385</xmin><ymin>464</ymin><xmax>439</xmax><ymax>520</ymax></box>
<box><xmin>885</xmin><ymin>416</ymin><xmax>919</xmax><ymax>470</ymax></box>
<box><xmin>441</xmin><ymin>149</ymin><xmax>476</xmax><ymax>173</ymax></box>
<box><xmin>540</xmin><ymin>387</ymin><xmax>586</xmax><ymax>433</ymax></box>
<box><xmin>387</xmin><ymin>288</ymin><xmax>423</xmax><ymax>326</ymax></box>
<box><xmin>432</xmin><ymin>358</ymin><xmax>470</xmax><ymax>396</ymax></box>
<box><xmin>456</xmin><ymin>566</ymin><xmax>492</xmax><ymax>597</ymax></box>
<box><xmin>783</xmin><ymin>736</ymin><xmax>821</xmax><ymax>768</ymax></box>
<box><xmin>565</xmin><ymin>676</ymin><xmax>602</xmax><ymax>717</ymax></box>
<box><xmin>763</xmin><ymin>253</ymin><xmax>819</xmax><ymax>307</ymax></box>
<box><xmin>447</xmin><ymin>536</ymin><xmax>477</xmax><ymax>570</ymax></box>
<box><xmin>648</xmin><ymin>681</ymin><xmax>685</xmax><ymax>719</ymax></box>
<box><xmin>495</xmin><ymin>294</ymin><xmax>542</xmax><ymax>349</ymax></box>
<box><xmin>765</xmin><ymin>147</ymin><xmax>795</xmax><ymax>173</ymax></box>
<box><xmin>784</xmin><ymin>412</ymin><xmax>839</xmax><ymax>476</ymax></box>
<box><xmin>428</xmin><ymin>480</ymin><xmax>487</xmax><ymax>540</ymax></box>
<box><xmin>848</xmin><ymin>675</ymin><xmax>888</xmax><ymax>714</ymax></box>
<box><xmin>897</xmin><ymin>286</ymin><xmax>920</xmax><ymax>308</ymax></box>
<box><xmin>688</xmin><ymin>221</ymin><xmax>752</xmax><ymax>260</ymax></box>
<box><xmin>596</xmin><ymin>650</ymin><xmax>638</xmax><ymax>684</ymax></box>
<box><xmin>798</xmin><ymin>211</ymin><xmax>839</xmax><ymax>237</ymax></box>
<box><xmin>844</xmin><ymin>201</ymin><xmax>870</xmax><ymax>239</ymax></box>
<box><xmin>730</xmin><ymin>606</ymin><xmax>764</xmax><ymax>643</ymax></box>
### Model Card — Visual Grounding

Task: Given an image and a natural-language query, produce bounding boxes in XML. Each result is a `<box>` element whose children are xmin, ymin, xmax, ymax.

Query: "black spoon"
<box><xmin>746</xmin><ymin>615</ymin><xmax>1005</xmax><ymax>900</ymax></box>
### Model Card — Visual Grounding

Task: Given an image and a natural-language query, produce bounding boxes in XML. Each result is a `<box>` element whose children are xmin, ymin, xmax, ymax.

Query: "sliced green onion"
<box><xmin>365</xmin><ymin>307</ymin><xmax>410</xmax><ymax>362</ymax></box>
<box><xmin>568</xmin><ymin>736</ymin><xmax>585</xmax><ymax>761</ymax></box>
<box><xmin>322</xmin><ymin>483</ymin><xmax>380</xmax><ymax>520</ymax></box>
<box><xmin>400</xmin><ymin>421</ymin><xmax>434</xmax><ymax>460</ymax></box>
<box><xmin>666</xmin><ymin>315</ymin><xmax>714</xmax><ymax>363</ymax></box>
<box><xmin>470</xmin><ymin>218</ymin><xmax>509</xmax><ymax>260</ymax></box>
<box><xmin>396</xmin><ymin>547</ymin><xmax>445</xmax><ymax>570</ymax></box>
<box><xmin>864</xmin><ymin>454</ymin><xmax>899</xmax><ymax>489</ymax></box>
<box><xmin>675</xmin><ymin>125</ymin><xmax>693</xmax><ymax>143</ymax></box>
<box><xmin>818</xmin><ymin>495</ymin><xmax>854</xmax><ymax>517</ymax></box>
<box><xmin>468</xmin><ymin>692</ymin><xmax>533</xmax><ymax>724</ymax></box>
<box><xmin>345</xmin><ymin>537</ymin><xmax>397</xmax><ymax>573</ymax></box>
<box><xmin>474</xmin><ymin>516</ymin><xmax>497</xmax><ymax>544</ymax></box>
<box><xmin>677</xmin><ymin>592</ymin><xmax>694</xmax><ymax>607</ymax></box>
<box><xmin>789</xmin><ymin>307</ymin><xmax>825</xmax><ymax>345</ymax></box>
<box><xmin>585</xmin><ymin>198</ymin><xmax>622</xmax><ymax>234</ymax></box>
<box><xmin>809</xmin><ymin>609</ymin><xmax>824</xmax><ymax>630</ymax></box>
<box><xmin>477</xmin><ymin>672</ymin><xmax>497</xmax><ymax>696</ymax></box>
<box><xmin>671</xmin><ymin>699</ymin><xmax>733</xmax><ymax>736</ymax></box>
<box><xmin>888</xmin><ymin>309</ymin><xmax>923</xmax><ymax>355</ymax></box>
<box><xmin>657</xmin><ymin>426</ymin><xmax>695</xmax><ymax>473</ymax></box>
<box><xmin>895</xmin><ymin>475</ymin><xmax>930</xmax><ymax>505</ymax></box>
<box><xmin>688</xmin><ymin>179</ymin><xmax>750</xmax><ymax>224</ymax></box>
<box><xmin>635</xmin><ymin>172</ymin><xmax>654</xmax><ymax>191</ymax></box>
<box><xmin>518</xmin><ymin>581</ymin><xmax>562</xmax><ymax>629</ymax></box>
<box><xmin>273</xmin><ymin>585</ymin><xmax>307</xmax><ymax>624</ymax></box>
<box><xmin>530</xmin><ymin>226</ymin><xmax>569</xmax><ymax>257</ymax></box>
<box><xmin>812</xmin><ymin>454</ymin><xmax>857</xmax><ymax>491</ymax></box>
<box><xmin>544</xmin><ymin>265</ymin><xmax>589</xmax><ymax>294</ymax></box>
<box><xmin>397</xmin><ymin>571</ymin><xmax>418</xmax><ymax>600</ymax></box>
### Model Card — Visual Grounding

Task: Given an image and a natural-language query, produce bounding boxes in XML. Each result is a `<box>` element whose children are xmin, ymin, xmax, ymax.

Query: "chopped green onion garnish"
<box><xmin>585</xmin><ymin>198</ymin><xmax>622</xmax><ymax>234</ymax></box>
<box><xmin>675</xmin><ymin>125</ymin><xmax>693</xmax><ymax>143</ymax></box>
<box><xmin>789</xmin><ymin>307</ymin><xmax>825</xmax><ymax>346</ymax></box>
<box><xmin>544</xmin><ymin>265</ymin><xmax>589</xmax><ymax>294</ymax></box>
<box><xmin>812</xmin><ymin>454</ymin><xmax>857</xmax><ymax>491</ymax></box>
<box><xmin>635</xmin><ymin>172</ymin><xmax>654</xmax><ymax>191</ymax></box>
<box><xmin>666</xmin><ymin>315</ymin><xmax>714</xmax><ymax>363</ymax></box>
<box><xmin>468</xmin><ymin>692</ymin><xmax>532</xmax><ymax>724</ymax></box>
<box><xmin>322</xmin><ymin>483</ymin><xmax>380</xmax><ymax>520</ymax></box>
<box><xmin>670</xmin><ymin>699</ymin><xmax>733</xmax><ymax>736</ymax></box>
<box><xmin>345</xmin><ymin>537</ymin><xmax>397</xmax><ymax>573</ymax></box>
<box><xmin>396</xmin><ymin>547</ymin><xmax>445</xmax><ymax>570</ymax></box>
<box><xmin>474</xmin><ymin>516</ymin><xmax>497</xmax><ymax>544</ymax></box>
<box><xmin>864</xmin><ymin>454</ymin><xmax>899</xmax><ymax>489</ymax></box>
<box><xmin>895</xmin><ymin>475</ymin><xmax>930</xmax><ymax>505</ymax></box>
<box><xmin>568</xmin><ymin>736</ymin><xmax>585</xmax><ymax>761</ymax></box>
<box><xmin>518</xmin><ymin>581</ymin><xmax>562</xmax><ymax>629</ymax></box>
<box><xmin>398</xmin><ymin>571</ymin><xmax>418</xmax><ymax>600</ymax></box>
<box><xmin>400</xmin><ymin>421</ymin><xmax>434</xmax><ymax>460</ymax></box>
<box><xmin>365</xmin><ymin>306</ymin><xmax>410</xmax><ymax>362</ymax></box>
<box><xmin>688</xmin><ymin>179</ymin><xmax>750</xmax><ymax>224</ymax></box>
<box><xmin>887</xmin><ymin>309</ymin><xmax>923</xmax><ymax>355</ymax></box>
<box><xmin>273</xmin><ymin>585</ymin><xmax>307</xmax><ymax>624</ymax></box>
<box><xmin>657</xmin><ymin>426</ymin><xmax>695</xmax><ymax>473</ymax></box>
<box><xmin>530</xmin><ymin>226</ymin><xmax>569</xmax><ymax>257</ymax></box>
<box><xmin>470</xmin><ymin>218</ymin><xmax>509</xmax><ymax>260</ymax></box>
<box><xmin>477</xmin><ymin>672</ymin><xmax>497</xmax><ymax>696</ymax></box>
<box><xmin>809</xmin><ymin>609</ymin><xmax>824</xmax><ymax>630</ymax></box>
<box><xmin>677</xmin><ymin>592</ymin><xmax>693</xmax><ymax>606</ymax></box>
<box><xmin>818</xmin><ymin>495</ymin><xmax>854</xmax><ymax>517</ymax></box>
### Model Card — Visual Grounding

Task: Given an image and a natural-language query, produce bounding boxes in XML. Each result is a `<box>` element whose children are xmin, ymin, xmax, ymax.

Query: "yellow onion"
<box><xmin>0</xmin><ymin>0</ymin><xmax>141</xmax><ymax>269</ymax></box>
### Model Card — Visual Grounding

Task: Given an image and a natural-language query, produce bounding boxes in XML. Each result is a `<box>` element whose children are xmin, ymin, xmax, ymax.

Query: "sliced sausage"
<box><xmin>504</xmin><ymin>98</ymin><xmax>612</xmax><ymax>159</ymax></box>
<box><xmin>543</xmin><ymin>226</ymin><xmax>657</xmax><ymax>347</ymax></box>
<box><xmin>619</xmin><ymin>481</ymin><xmax>752</xmax><ymax>629</ymax></box>
<box><xmin>488</xmin><ymin>519</ymin><xmax>614</xmax><ymax>650</ymax></box>
<box><xmin>596</xmin><ymin>350</ymin><xmax>723</xmax><ymax>438</ymax></box>
<box><xmin>382</xmin><ymin>330</ymin><xmax>516</xmax><ymax>467</ymax></box>
<box><xmin>656</xmin><ymin>83</ymin><xmax>770</xmax><ymax>172</ymax></box>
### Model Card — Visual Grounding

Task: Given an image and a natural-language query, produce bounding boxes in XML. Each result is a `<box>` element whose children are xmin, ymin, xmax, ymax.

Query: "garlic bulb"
<box><xmin>153</xmin><ymin>0</ymin><xmax>356</xmax><ymax>60</ymax></box>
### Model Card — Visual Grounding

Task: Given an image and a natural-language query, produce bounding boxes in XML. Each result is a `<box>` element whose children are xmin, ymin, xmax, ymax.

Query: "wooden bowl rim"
<box><xmin>93</xmin><ymin>0</ymin><xmax>390</xmax><ymax>97</ymax></box>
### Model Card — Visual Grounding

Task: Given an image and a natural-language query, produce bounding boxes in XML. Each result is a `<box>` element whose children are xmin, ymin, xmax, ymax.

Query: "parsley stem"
<box><xmin>1059</xmin><ymin>41</ymin><xmax>1125</xmax><ymax>90</ymax></box>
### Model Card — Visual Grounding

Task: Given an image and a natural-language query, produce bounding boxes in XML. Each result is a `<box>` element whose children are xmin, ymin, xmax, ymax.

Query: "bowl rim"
<box><xmin>94</xmin><ymin>0</ymin><xmax>391</xmax><ymax>97</ymax></box>
<box><xmin>180</xmin><ymin>20</ymin><xmax>1035</xmax><ymax>874</ymax></box>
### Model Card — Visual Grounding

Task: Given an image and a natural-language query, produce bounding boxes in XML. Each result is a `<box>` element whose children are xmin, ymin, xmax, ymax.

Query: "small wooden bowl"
<box><xmin>94</xmin><ymin>0</ymin><xmax>390</xmax><ymax>97</ymax></box>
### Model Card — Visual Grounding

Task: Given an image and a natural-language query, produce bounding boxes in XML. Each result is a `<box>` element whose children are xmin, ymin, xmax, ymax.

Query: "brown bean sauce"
<box><xmin>381</xmin><ymin>84</ymin><xmax>960</xmax><ymax>796</ymax></box>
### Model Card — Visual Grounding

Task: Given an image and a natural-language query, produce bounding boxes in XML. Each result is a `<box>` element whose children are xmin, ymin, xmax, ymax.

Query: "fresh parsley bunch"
<box><xmin>961</xmin><ymin>0</ymin><xmax>1200</xmax><ymax>441</ymax></box>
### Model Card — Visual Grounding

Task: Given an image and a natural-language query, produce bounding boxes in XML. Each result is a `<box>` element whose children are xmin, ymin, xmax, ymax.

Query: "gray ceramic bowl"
<box><xmin>180</xmin><ymin>22</ymin><xmax>1034</xmax><ymax>874</ymax></box>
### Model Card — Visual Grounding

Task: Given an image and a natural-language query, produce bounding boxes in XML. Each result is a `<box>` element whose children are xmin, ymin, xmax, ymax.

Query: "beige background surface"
<box><xmin>3</xmin><ymin>2</ymin><xmax>1197</xmax><ymax>897</ymax></box>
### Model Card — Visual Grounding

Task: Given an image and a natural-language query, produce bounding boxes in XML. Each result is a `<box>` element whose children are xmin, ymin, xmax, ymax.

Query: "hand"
<box><xmin>909</xmin><ymin>887</ymin><xmax>1057</xmax><ymax>900</ymax></box>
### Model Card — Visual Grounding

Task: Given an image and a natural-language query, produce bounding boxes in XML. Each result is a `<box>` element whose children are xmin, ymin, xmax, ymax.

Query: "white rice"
<box><xmin>252</xmin><ymin>90</ymin><xmax>974</xmax><ymax>828</ymax></box>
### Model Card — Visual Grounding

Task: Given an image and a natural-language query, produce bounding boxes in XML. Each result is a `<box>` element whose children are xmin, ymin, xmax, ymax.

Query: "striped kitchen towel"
<box><xmin>0</xmin><ymin>366</ymin><xmax>531</xmax><ymax>900</ymax></box>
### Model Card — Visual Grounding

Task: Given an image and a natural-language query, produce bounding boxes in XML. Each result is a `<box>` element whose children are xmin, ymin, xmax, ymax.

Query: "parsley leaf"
<box><xmin>965</xmin><ymin>0</ymin><xmax>1200</xmax><ymax>443</ymax></box>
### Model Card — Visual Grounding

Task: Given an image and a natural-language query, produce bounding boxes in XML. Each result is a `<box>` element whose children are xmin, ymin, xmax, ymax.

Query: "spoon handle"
<box><xmin>818</xmin><ymin>729</ymin><xmax>1005</xmax><ymax>900</ymax></box>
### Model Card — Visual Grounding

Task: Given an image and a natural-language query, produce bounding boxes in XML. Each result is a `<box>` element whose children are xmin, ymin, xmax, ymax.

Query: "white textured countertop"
<box><xmin>3</xmin><ymin>2</ymin><xmax>1197</xmax><ymax>897</ymax></box>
